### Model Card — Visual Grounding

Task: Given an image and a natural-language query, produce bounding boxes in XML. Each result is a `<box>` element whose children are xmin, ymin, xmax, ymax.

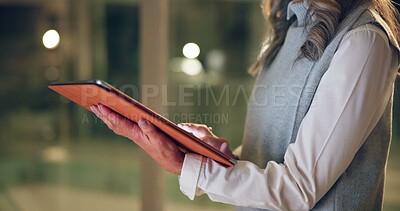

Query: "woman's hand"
<box><xmin>91</xmin><ymin>104</ymin><xmax>184</xmax><ymax>175</ymax></box>
<box><xmin>178</xmin><ymin>123</ymin><xmax>236</xmax><ymax>159</ymax></box>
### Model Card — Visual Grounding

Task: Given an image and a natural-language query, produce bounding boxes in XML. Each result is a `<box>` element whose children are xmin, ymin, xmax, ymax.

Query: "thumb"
<box><xmin>220</xmin><ymin>142</ymin><xmax>235</xmax><ymax>157</ymax></box>
<box><xmin>178</xmin><ymin>123</ymin><xmax>214</xmax><ymax>139</ymax></box>
<box><xmin>138</xmin><ymin>119</ymin><xmax>160</xmax><ymax>139</ymax></box>
<box><xmin>202</xmin><ymin>136</ymin><xmax>225</xmax><ymax>150</ymax></box>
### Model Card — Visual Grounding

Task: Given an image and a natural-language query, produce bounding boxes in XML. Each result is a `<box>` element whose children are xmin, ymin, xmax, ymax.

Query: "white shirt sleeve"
<box><xmin>179</xmin><ymin>24</ymin><xmax>399</xmax><ymax>210</ymax></box>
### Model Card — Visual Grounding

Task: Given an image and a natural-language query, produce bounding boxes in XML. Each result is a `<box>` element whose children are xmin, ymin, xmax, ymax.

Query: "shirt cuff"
<box><xmin>179</xmin><ymin>153</ymin><xmax>205</xmax><ymax>200</ymax></box>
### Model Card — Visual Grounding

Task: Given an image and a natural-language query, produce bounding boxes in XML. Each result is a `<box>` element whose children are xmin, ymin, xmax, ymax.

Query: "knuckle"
<box><xmin>201</xmin><ymin>135</ymin><xmax>213</xmax><ymax>141</ymax></box>
<box><xmin>144</xmin><ymin>124</ymin><xmax>158</xmax><ymax>134</ymax></box>
<box><xmin>197</xmin><ymin>124</ymin><xmax>207</xmax><ymax>128</ymax></box>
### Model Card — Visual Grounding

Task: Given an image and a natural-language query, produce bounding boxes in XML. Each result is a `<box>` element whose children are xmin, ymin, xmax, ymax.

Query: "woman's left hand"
<box><xmin>178</xmin><ymin>123</ymin><xmax>236</xmax><ymax>159</ymax></box>
<box><xmin>91</xmin><ymin>104</ymin><xmax>184</xmax><ymax>175</ymax></box>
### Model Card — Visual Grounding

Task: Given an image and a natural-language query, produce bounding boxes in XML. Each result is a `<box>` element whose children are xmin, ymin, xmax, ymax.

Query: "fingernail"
<box><xmin>138</xmin><ymin>119</ymin><xmax>149</xmax><ymax>129</ymax></box>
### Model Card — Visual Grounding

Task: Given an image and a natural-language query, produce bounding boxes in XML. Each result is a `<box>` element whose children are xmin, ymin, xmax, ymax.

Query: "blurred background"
<box><xmin>0</xmin><ymin>0</ymin><xmax>399</xmax><ymax>210</ymax></box>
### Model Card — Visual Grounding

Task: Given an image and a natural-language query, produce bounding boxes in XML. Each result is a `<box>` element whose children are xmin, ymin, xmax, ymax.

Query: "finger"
<box><xmin>91</xmin><ymin>105</ymin><xmax>103</xmax><ymax>117</ymax></box>
<box><xmin>202</xmin><ymin>137</ymin><xmax>234</xmax><ymax>157</ymax></box>
<box><xmin>91</xmin><ymin>105</ymin><xmax>115</xmax><ymax>127</ymax></box>
<box><xmin>179</xmin><ymin>123</ymin><xmax>212</xmax><ymax>131</ymax></box>
<box><xmin>220</xmin><ymin>142</ymin><xmax>234</xmax><ymax>157</ymax></box>
<box><xmin>92</xmin><ymin>105</ymin><xmax>114</xmax><ymax>128</ymax></box>
<box><xmin>202</xmin><ymin>136</ymin><xmax>224</xmax><ymax>150</ymax></box>
<box><xmin>90</xmin><ymin>105</ymin><xmax>99</xmax><ymax>116</ymax></box>
<box><xmin>138</xmin><ymin>119</ymin><xmax>166</xmax><ymax>145</ymax></box>
<box><xmin>95</xmin><ymin>105</ymin><xmax>146</xmax><ymax>144</ymax></box>
<box><xmin>178</xmin><ymin>123</ymin><xmax>214</xmax><ymax>138</ymax></box>
<box><xmin>97</xmin><ymin>105</ymin><xmax>126</xmax><ymax>134</ymax></box>
<box><xmin>220</xmin><ymin>142</ymin><xmax>229</xmax><ymax>152</ymax></box>
<box><xmin>138</xmin><ymin>119</ymin><xmax>181</xmax><ymax>153</ymax></box>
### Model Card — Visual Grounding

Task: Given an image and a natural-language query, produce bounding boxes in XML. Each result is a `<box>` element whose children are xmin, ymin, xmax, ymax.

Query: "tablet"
<box><xmin>49</xmin><ymin>80</ymin><xmax>237</xmax><ymax>167</ymax></box>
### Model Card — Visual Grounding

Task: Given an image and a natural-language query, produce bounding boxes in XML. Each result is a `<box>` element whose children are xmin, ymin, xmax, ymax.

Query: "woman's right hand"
<box><xmin>91</xmin><ymin>104</ymin><xmax>184</xmax><ymax>175</ymax></box>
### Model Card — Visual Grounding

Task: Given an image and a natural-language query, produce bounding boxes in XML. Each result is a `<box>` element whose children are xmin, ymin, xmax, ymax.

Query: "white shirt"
<box><xmin>178</xmin><ymin>17</ymin><xmax>399</xmax><ymax>211</ymax></box>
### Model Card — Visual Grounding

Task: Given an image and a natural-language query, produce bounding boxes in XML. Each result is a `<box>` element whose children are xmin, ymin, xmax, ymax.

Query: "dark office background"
<box><xmin>0</xmin><ymin>0</ymin><xmax>399</xmax><ymax>210</ymax></box>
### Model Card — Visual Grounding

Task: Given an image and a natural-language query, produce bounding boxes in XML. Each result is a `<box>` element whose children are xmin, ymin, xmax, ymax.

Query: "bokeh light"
<box><xmin>42</xmin><ymin>29</ymin><xmax>60</xmax><ymax>49</ymax></box>
<box><xmin>181</xmin><ymin>58</ymin><xmax>203</xmax><ymax>76</ymax></box>
<box><xmin>182</xmin><ymin>42</ymin><xmax>200</xmax><ymax>59</ymax></box>
<box><xmin>45</xmin><ymin>66</ymin><xmax>60</xmax><ymax>81</ymax></box>
<box><xmin>42</xmin><ymin>146</ymin><xmax>69</xmax><ymax>163</ymax></box>
<box><xmin>206</xmin><ymin>49</ymin><xmax>226</xmax><ymax>71</ymax></box>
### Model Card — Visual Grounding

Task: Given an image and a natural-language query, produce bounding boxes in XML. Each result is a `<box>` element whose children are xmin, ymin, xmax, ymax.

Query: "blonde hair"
<box><xmin>249</xmin><ymin>0</ymin><xmax>400</xmax><ymax>76</ymax></box>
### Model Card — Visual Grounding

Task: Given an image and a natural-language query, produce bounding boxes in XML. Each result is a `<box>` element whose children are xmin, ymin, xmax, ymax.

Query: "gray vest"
<box><xmin>239</xmin><ymin>6</ymin><xmax>399</xmax><ymax>211</ymax></box>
